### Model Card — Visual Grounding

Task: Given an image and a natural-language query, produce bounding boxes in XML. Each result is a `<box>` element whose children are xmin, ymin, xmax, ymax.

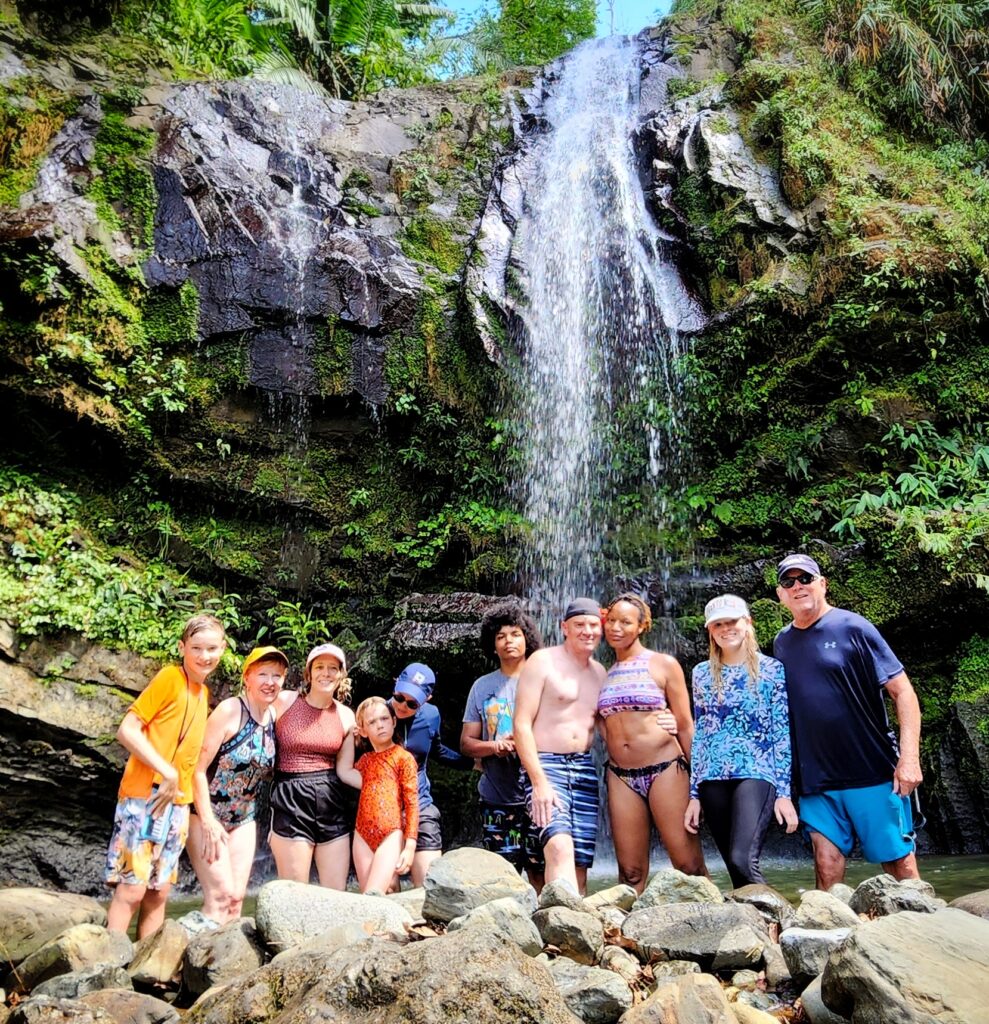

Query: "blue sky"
<box><xmin>450</xmin><ymin>1</ymin><xmax>675</xmax><ymax>37</ymax></box>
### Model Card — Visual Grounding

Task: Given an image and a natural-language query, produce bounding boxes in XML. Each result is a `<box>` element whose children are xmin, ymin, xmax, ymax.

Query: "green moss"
<box><xmin>312</xmin><ymin>317</ymin><xmax>353</xmax><ymax>396</ymax></box>
<box><xmin>400</xmin><ymin>216</ymin><xmax>466</xmax><ymax>275</ymax></box>
<box><xmin>0</xmin><ymin>79</ymin><xmax>75</xmax><ymax>206</ymax></box>
<box><xmin>668</xmin><ymin>77</ymin><xmax>703</xmax><ymax>101</ymax></box>
<box><xmin>144</xmin><ymin>280</ymin><xmax>199</xmax><ymax>348</ymax></box>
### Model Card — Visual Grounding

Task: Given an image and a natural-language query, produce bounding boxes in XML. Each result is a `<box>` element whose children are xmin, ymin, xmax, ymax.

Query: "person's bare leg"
<box><xmin>811</xmin><ymin>831</ymin><xmax>848</xmax><ymax>889</ymax></box>
<box><xmin>187</xmin><ymin>817</ymin><xmax>237</xmax><ymax>923</ymax></box>
<box><xmin>270</xmin><ymin>834</ymin><xmax>314</xmax><ymax>882</ymax></box>
<box><xmin>543</xmin><ymin>833</ymin><xmax>579</xmax><ymax>893</ymax></box>
<box><xmin>364</xmin><ymin>831</ymin><xmax>403</xmax><ymax>894</ymax></box>
<box><xmin>225</xmin><ymin>822</ymin><xmax>258</xmax><ymax>919</ymax></box>
<box><xmin>107</xmin><ymin>882</ymin><xmax>145</xmax><ymax>933</ymax></box>
<box><xmin>411</xmin><ymin>849</ymin><xmax>441</xmax><ymax>888</ymax></box>
<box><xmin>606</xmin><ymin>770</ymin><xmax>653</xmax><ymax>893</ymax></box>
<box><xmin>314</xmin><ymin>834</ymin><xmax>351</xmax><ymax>890</ymax></box>
<box><xmin>352</xmin><ymin>832</ymin><xmax>374</xmax><ymax>891</ymax></box>
<box><xmin>136</xmin><ymin>884</ymin><xmax>171</xmax><ymax>939</ymax></box>
<box><xmin>882</xmin><ymin>851</ymin><xmax>920</xmax><ymax>880</ymax></box>
<box><xmin>649</xmin><ymin>765</ymin><xmax>708</xmax><ymax>877</ymax></box>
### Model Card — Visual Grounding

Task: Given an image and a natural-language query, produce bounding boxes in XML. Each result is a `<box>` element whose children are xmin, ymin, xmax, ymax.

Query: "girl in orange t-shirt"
<box><xmin>340</xmin><ymin>697</ymin><xmax>419</xmax><ymax>893</ymax></box>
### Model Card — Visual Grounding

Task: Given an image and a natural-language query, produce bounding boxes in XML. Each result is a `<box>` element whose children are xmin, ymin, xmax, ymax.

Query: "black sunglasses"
<box><xmin>392</xmin><ymin>693</ymin><xmax>420</xmax><ymax>710</ymax></box>
<box><xmin>780</xmin><ymin>572</ymin><xmax>817</xmax><ymax>588</ymax></box>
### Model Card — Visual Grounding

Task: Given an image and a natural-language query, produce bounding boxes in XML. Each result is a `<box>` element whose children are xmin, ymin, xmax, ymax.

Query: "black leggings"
<box><xmin>698</xmin><ymin>778</ymin><xmax>776</xmax><ymax>889</ymax></box>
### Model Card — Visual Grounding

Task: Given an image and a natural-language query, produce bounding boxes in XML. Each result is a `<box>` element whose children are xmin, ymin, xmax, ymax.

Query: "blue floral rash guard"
<box><xmin>689</xmin><ymin>652</ymin><xmax>793</xmax><ymax>800</ymax></box>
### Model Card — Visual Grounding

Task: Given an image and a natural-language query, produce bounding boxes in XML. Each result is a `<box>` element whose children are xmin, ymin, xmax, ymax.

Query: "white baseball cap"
<box><xmin>704</xmin><ymin>594</ymin><xmax>750</xmax><ymax>626</ymax></box>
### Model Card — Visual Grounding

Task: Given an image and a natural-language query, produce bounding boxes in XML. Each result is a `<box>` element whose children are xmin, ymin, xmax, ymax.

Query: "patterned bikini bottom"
<box><xmin>606</xmin><ymin>755</ymin><xmax>689</xmax><ymax>801</ymax></box>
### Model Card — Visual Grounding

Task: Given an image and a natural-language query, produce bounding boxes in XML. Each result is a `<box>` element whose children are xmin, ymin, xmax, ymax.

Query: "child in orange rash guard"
<box><xmin>339</xmin><ymin>696</ymin><xmax>418</xmax><ymax>893</ymax></box>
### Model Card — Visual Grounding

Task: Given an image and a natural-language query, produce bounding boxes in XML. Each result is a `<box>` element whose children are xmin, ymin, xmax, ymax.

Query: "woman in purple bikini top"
<box><xmin>599</xmin><ymin>593</ymin><xmax>708</xmax><ymax>892</ymax></box>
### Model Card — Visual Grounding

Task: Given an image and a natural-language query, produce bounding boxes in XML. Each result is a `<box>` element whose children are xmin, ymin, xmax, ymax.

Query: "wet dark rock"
<box><xmin>182</xmin><ymin>920</ymin><xmax>266</xmax><ymax>999</ymax></box>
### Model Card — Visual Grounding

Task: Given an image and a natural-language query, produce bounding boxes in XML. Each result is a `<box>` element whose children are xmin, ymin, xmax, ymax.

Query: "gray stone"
<box><xmin>546</xmin><ymin>958</ymin><xmax>633</xmax><ymax>1024</ymax></box>
<box><xmin>0</xmin><ymin>889</ymin><xmax>107</xmax><ymax>965</ymax></box>
<box><xmin>800</xmin><ymin>975</ymin><xmax>849</xmax><ymax>1024</ymax></box>
<box><xmin>731</xmin><ymin>1004</ymin><xmax>781</xmax><ymax>1024</ymax></box>
<box><xmin>0</xmin><ymin>619</ymin><xmax>16</xmax><ymax>658</ymax></box>
<box><xmin>598</xmin><ymin>946</ymin><xmax>640</xmax><ymax>986</ymax></box>
<box><xmin>583</xmin><ymin>885</ymin><xmax>636</xmax><ymax>913</ymax></box>
<box><xmin>621</xmin><ymin>973</ymin><xmax>736</xmax><ymax>1023</ymax></box>
<box><xmin>622</xmin><ymin>903</ymin><xmax>766</xmax><ymax>971</ymax></box>
<box><xmin>385</xmin><ymin>886</ymin><xmax>426</xmax><ymax>922</ymax></box>
<box><xmin>760</xmin><ymin>941</ymin><xmax>791</xmax><ymax>989</ymax></box>
<box><xmin>793</xmin><ymin>890</ymin><xmax>861</xmax><ymax>931</ymax></box>
<box><xmin>730</xmin><ymin>969</ymin><xmax>760</xmax><ymax>990</ymax></box>
<box><xmin>268</xmin><ymin>923</ymin><xmax>384</xmax><ymax>965</ymax></box>
<box><xmin>539</xmin><ymin>879</ymin><xmax>586</xmax><ymax>912</ymax></box>
<box><xmin>127</xmin><ymin>921</ymin><xmax>189</xmax><ymax>989</ymax></box>
<box><xmin>729</xmin><ymin>884</ymin><xmax>795</xmax><ymax>930</ymax></box>
<box><xmin>632</xmin><ymin>869</ymin><xmax>724</xmax><ymax>910</ymax></box>
<box><xmin>532</xmin><ymin>908</ymin><xmax>604</xmax><ymax>966</ymax></box>
<box><xmin>447</xmin><ymin>896</ymin><xmax>543</xmax><ymax>956</ymax></box>
<box><xmin>254</xmin><ymin>879</ymin><xmax>413</xmax><ymax>952</ymax></box>
<box><xmin>651</xmin><ymin>960</ymin><xmax>701</xmax><ymax>982</ymax></box>
<box><xmin>421</xmin><ymin>847</ymin><xmax>534</xmax><ymax>923</ymax></box>
<box><xmin>182</xmin><ymin>927</ymin><xmax>576</xmax><ymax>1024</ymax></box>
<box><xmin>182</xmin><ymin>919</ymin><xmax>266</xmax><ymax>998</ymax></box>
<box><xmin>847</xmin><ymin>874</ymin><xmax>945</xmax><ymax>917</ymax></box>
<box><xmin>827</xmin><ymin>884</ymin><xmax>854</xmax><ymax>905</ymax></box>
<box><xmin>79</xmin><ymin>989</ymin><xmax>180</xmax><ymax>1024</ymax></box>
<box><xmin>822</xmin><ymin>908</ymin><xmax>989</xmax><ymax>1024</ymax></box>
<box><xmin>949</xmin><ymin>889</ymin><xmax>989</xmax><ymax>920</ymax></box>
<box><xmin>33</xmin><ymin>966</ymin><xmax>133</xmax><ymax>1000</ymax></box>
<box><xmin>7</xmin><ymin>996</ymin><xmax>106</xmax><ymax>1024</ymax></box>
<box><xmin>597</xmin><ymin>907</ymin><xmax>627</xmax><ymax>932</ymax></box>
<box><xmin>779</xmin><ymin>927</ymin><xmax>852</xmax><ymax>989</ymax></box>
<box><xmin>9</xmin><ymin>925</ymin><xmax>132</xmax><ymax>994</ymax></box>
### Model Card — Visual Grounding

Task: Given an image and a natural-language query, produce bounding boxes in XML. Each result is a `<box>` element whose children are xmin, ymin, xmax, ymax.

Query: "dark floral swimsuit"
<box><xmin>195</xmin><ymin>698</ymin><xmax>276</xmax><ymax>830</ymax></box>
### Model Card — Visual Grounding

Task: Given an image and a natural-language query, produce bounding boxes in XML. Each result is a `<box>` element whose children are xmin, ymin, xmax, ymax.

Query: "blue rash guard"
<box><xmin>393</xmin><ymin>701</ymin><xmax>472</xmax><ymax>810</ymax></box>
<box><xmin>773</xmin><ymin>607</ymin><xmax>904</xmax><ymax>797</ymax></box>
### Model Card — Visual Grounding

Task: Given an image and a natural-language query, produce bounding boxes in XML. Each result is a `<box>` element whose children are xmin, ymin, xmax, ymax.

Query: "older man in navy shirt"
<box><xmin>773</xmin><ymin>554</ymin><xmax>923</xmax><ymax>889</ymax></box>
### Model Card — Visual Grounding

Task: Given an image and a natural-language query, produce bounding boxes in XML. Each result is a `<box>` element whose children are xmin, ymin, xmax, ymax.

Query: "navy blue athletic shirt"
<box><xmin>393</xmin><ymin>701</ymin><xmax>471</xmax><ymax>810</ymax></box>
<box><xmin>773</xmin><ymin>608</ymin><xmax>903</xmax><ymax>796</ymax></box>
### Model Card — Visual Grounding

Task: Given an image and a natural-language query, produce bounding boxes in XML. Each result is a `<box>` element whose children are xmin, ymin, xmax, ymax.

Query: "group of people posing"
<box><xmin>103</xmin><ymin>552</ymin><xmax>924</xmax><ymax>939</ymax></box>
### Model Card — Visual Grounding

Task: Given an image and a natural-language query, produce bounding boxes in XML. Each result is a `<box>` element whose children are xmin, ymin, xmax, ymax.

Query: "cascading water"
<box><xmin>507</xmin><ymin>36</ymin><xmax>704</xmax><ymax>619</ymax></box>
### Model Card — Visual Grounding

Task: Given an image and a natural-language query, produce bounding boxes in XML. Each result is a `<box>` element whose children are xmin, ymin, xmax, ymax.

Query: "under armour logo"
<box><xmin>824</xmin><ymin>642</ymin><xmax>837</xmax><ymax>649</ymax></box>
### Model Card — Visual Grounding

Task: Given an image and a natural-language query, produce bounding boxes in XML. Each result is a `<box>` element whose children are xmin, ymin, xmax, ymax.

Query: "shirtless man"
<box><xmin>514</xmin><ymin>598</ymin><xmax>607</xmax><ymax>894</ymax></box>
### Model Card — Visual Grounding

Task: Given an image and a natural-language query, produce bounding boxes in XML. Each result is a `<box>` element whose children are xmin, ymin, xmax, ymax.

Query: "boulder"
<box><xmin>583</xmin><ymin>885</ymin><xmax>636</xmax><ymax>914</ymax></box>
<box><xmin>532</xmin><ymin>908</ymin><xmax>604</xmax><ymax>966</ymax></box>
<box><xmin>421</xmin><ymin>847</ymin><xmax>534</xmax><ymax>923</ymax></box>
<box><xmin>779</xmin><ymin>927</ymin><xmax>852</xmax><ymax>989</ymax></box>
<box><xmin>7</xmin><ymin>996</ymin><xmax>106</xmax><ymax>1024</ymax></box>
<box><xmin>731</xmin><ymin>1005</ymin><xmax>782</xmax><ymax>1024</ymax></box>
<box><xmin>254</xmin><ymin>879</ymin><xmax>412</xmax><ymax>952</ymax></box>
<box><xmin>827</xmin><ymin>884</ymin><xmax>854</xmax><ymax>905</ymax></box>
<box><xmin>847</xmin><ymin>874</ymin><xmax>944</xmax><ymax>917</ymax></box>
<box><xmin>184</xmin><ymin>927</ymin><xmax>577</xmax><ymax>1024</ymax></box>
<box><xmin>79</xmin><ymin>989</ymin><xmax>180</xmax><ymax>1024</ymax></box>
<box><xmin>730</xmin><ymin>969</ymin><xmax>760</xmax><ymax>991</ymax></box>
<box><xmin>622</xmin><ymin>903</ymin><xmax>766</xmax><ymax>970</ymax></box>
<box><xmin>598</xmin><ymin>947</ymin><xmax>640</xmax><ymax>986</ymax></box>
<box><xmin>9</xmin><ymin>925</ymin><xmax>132</xmax><ymax>993</ymax></box>
<box><xmin>546</xmin><ymin>958</ymin><xmax>633</xmax><ymax>1024</ymax></box>
<box><xmin>597</xmin><ymin>907</ymin><xmax>627</xmax><ymax>932</ymax></box>
<box><xmin>0</xmin><ymin>890</ymin><xmax>107</xmax><ymax>966</ymax></box>
<box><xmin>800</xmin><ymin>976</ymin><xmax>850</xmax><ymax>1024</ymax></box>
<box><xmin>385</xmin><ymin>887</ymin><xmax>426</xmax><ymax>922</ymax></box>
<box><xmin>33</xmin><ymin>966</ymin><xmax>132</xmax><ymax>1000</ymax></box>
<box><xmin>268</xmin><ymin>923</ymin><xmax>382</xmax><ymax>965</ymax></box>
<box><xmin>822</xmin><ymin>908</ymin><xmax>989</xmax><ymax>1023</ymax></box>
<box><xmin>182</xmin><ymin>920</ymin><xmax>266</xmax><ymax>998</ymax></box>
<box><xmin>621</xmin><ymin>973</ymin><xmax>736</xmax><ymax>1024</ymax></box>
<box><xmin>539</xmin><ymin>880</ymin><xmax>586</xmax><ymax>912</ymax></box>
<box><xmin>760</xmin><ymin>941</ymin><xmax>791</xmax><ymax>989</ymax></box>
<box><xmin>651</xmin><ymin>960</ymin><xmax>701</xmax><ymax>982</ymax></box>
<box><xmin>793</xmin><ymin>890</ymin><xmax>861</xmax><ymax>931</ymax></box>
<box><xmin>948</xmin><ymin>889</ymin><xmax>989</xmax><ymax>920</ymax></box>
<box><xmin>728</xmin><ymin>885</ymin><xmax>794</xmax><ymax>930</ymax></box>
<box><xmin>632</xmin><ymin>870</ymin><xmax>723</xmax><ymax>910</ymax></box>
<box><xmin>447</xmin><ymin>896</ymin><xmax>543</xmax><ymax>956</ymax></box>
<box><xmin>127</xmin><ymin>921</ymin><xmax>189</xmax><ymax>989</ymax></box>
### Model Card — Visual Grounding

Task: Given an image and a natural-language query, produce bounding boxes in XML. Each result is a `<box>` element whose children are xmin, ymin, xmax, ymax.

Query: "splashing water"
<box><xmin>507</xmin><ymin>36</ymin><xmax>704</xmax><ymax>619</ymax></box>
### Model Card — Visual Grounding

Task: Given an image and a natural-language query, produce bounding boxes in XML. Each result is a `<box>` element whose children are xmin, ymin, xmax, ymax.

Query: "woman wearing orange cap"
<box><xmin>270</xmin><ymin>643</ymin><xmax>358</xmax><ymax>889</ymax></box>
<box><xmin>188</xmin><ymin>646</ymin><xmax>288</xmax><ymax>923</ymax></box>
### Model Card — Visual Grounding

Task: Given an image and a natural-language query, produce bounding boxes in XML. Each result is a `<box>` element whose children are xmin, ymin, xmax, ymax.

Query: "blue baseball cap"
<box><xmin>394</xmin><ymin>662</ymin><xmax>435</xmax><ymax>705</ymax></box>
<box><xmin>777</xmin><ymin>553</ymin><xmax>822</xmax><ymax>581</ymax></box>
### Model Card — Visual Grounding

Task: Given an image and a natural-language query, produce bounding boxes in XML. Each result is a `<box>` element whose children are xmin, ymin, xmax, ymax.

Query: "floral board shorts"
<box><xmin>104</xmin><ymin>796</ymin><xmax>190</xmax><ymax>889</ymax></box>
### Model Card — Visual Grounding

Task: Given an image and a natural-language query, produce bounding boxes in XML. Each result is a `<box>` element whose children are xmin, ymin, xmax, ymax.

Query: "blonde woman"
<box><xmin>685</xmin><ymin>595</ymin><xmax>799</xmax><ymax>888</ymax></box>
<box><xmin>270</xmin><ymin>643</ymin><xmax>357</xmax><ymax>889</ymax></box>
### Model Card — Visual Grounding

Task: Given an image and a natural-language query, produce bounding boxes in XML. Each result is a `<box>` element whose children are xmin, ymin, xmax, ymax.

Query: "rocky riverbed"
<box><xmin>3</xmin><ymin>851</ymin><xmax>989</xmax><ymax>1024</ymax></box>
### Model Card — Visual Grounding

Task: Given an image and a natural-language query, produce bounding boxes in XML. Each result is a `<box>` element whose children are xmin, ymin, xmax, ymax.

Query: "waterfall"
<box><xmin>507</xmin><ymin>36</ymin><xmax>704</xmax><ymax>620</ymax></box>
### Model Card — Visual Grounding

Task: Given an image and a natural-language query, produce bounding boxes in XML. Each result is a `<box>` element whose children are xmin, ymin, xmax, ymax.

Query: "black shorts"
<box><xmin>270</xmin><ymin>769</ymin><xmax>352</xmax><ymax>845</ymax></box>
<box><xmin>480</xmin><ymin>800</ymin><xmax>544</xmax><ymax>872</ymax></box>
<box><xmin>415</xmin><ymin>803</ymin><xmax>443</xmax><ymax>852</ymax></box>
